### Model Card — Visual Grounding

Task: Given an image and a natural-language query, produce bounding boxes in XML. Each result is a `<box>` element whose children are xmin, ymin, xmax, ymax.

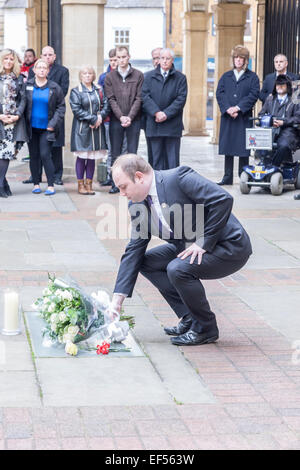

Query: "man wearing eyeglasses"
<box><xmin>142</xmin><ymin>48</ymin><xmax>187</xmax><ymax>171</ymax></box>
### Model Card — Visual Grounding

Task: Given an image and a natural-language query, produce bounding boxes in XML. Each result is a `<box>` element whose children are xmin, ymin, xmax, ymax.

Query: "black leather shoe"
<box><xmin>54</xmin><ymin>179</ymin><xmax>64</xmax><ymax>185</ymax></box>
<box><xmin>100</xmin><ymin>178</ymin><xmax>112</xmax><ymax>187</ymax></box>
<box><xmin>109</xmin><ymin>186</ymin><xmax>120</xmax><ymax>194</ymax></box>
<box><xmin>3</xmin><ymin>178</ymin><xmax>12</xmax><ymax>196</ymax></box>
<box><xmin>164</xmin><ymin>314</ymin><xmax>193</xmax><ymax>336</ymax></box>
<box><xmin>294</xmin><ymin>193</ymin><xmax>300</xmax><ymax>200</ymax></box>
<box><xmin>217</xmin><ymin>178</ymin><xmax>233</xmax><ymax>186</ymax></box>
<box><xmin>23</xmin><ymin>177</ymin><xmax>33</xmax><ymax>184</ymax></box>
<box><xmin>0</xmin><ymin>187</ymin><xmax>8</xmax><ymax>198</ymax></box>
<box><xmin>170</xmin><ymin>329</ymin><xmax>219</xmax><ymax>346</ymax></box>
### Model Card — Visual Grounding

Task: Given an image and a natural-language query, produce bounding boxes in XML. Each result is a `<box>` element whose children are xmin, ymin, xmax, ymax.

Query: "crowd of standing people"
<box><xmin>0</xmin><ymin>43</ymin><xmax>300</xmax><ymax>199</ymax></box>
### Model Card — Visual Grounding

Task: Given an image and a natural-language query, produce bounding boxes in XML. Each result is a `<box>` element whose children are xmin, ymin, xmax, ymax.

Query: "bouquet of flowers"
<box><xmin>33</xmin><ymin>274</ymin><xmax>134</xmax><ymax>356</ymax></box>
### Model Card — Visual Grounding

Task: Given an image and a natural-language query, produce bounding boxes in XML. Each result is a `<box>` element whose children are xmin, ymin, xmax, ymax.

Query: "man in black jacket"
<box><xmin>259</xmin><ymin>54</ymin><xmax>299</xmax><ymax>104</ymax></box>
<box><xmin>109</xmin><ymin>154</ymin><xmax>252</xmax><ymax>346</ymax></box>
<box><xmin>142</xmin><ymin>48</ymin><xmax>187</xmax><ymax>171</ymax></box>
<box><xmin>26</xmin><ymin>46</ymin><xmax>69</xmax><ymax>185</ymax></box>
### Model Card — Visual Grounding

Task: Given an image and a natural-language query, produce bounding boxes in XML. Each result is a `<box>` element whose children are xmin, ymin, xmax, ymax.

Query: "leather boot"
<box><xmin>85</xmin><ymin>178</ymin><xmax>95</xmax><ymax>195</ymax></box>
<box><xmin>78</xmin><ymin>179</ymin><xmax>88</xmax><ymax>195</ymax></box>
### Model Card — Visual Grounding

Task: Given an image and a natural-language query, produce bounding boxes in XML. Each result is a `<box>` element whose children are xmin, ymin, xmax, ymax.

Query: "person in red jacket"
<box><xmin>20</xmin><ymin>49</ymin><xmax>36</xmax><ymax>82</ymax></box>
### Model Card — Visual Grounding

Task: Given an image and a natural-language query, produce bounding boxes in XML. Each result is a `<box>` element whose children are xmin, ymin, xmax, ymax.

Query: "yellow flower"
<box><xmin>65</xmin><ymin>342</ymin><xmax>78</xmax><ymax>356</ymax></box>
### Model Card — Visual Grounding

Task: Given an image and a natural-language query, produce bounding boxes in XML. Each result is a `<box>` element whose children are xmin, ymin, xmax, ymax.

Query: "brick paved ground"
<box><xmin>1</xmin><ymin>138</ymin><xmax>300</xmax><ymax>450</ymax></box>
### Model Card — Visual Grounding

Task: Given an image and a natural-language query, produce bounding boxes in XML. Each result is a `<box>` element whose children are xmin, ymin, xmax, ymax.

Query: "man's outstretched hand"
<box><xmin>177</xmin><ymin>243</ymin><xmax>206</xmax><ymax>265</ymax></box>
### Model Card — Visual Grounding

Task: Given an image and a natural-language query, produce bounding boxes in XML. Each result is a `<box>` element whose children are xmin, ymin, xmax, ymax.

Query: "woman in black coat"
<box><xmin>69</xmin><ymin>65</ymin><xmax>110</xmax><ymax>195</ymax></box>
<box><xmin>216</xmin><ymin>45</ymin><xmax>260</xmax><ymax>185</ymax></box>
<box><xmin>25</xmin><ymin>59</ymin><xmax>65</xmax><ymax>196</ymax></box>
<box><xmin>0</xmin><ymin>48</ymin><xmax>27</xmax><ymax>198</ymax></box>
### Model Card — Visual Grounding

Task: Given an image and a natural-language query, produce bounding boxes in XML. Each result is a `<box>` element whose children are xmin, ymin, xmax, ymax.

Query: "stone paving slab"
<box><xmin>36</xmin><ymin>357</ymin><xmax>174</xmax><ymax>407</ymax></box>
<box><xmin>243</xmin><ymin>234</ymin><xmax>300</xmax><ymax>269</ymax></box>
<box><xmin>0</xmin><ymin>372</ymin><xmax>41</xmax><ymax>407</ymax></box>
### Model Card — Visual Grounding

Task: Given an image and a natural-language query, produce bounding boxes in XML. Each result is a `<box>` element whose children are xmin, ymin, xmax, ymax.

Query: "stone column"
<box><xmin>182</xmin><ymin>10</ymin><xmax>210</xmax><ymax>136</ymax></box>
<box><xmin>25</xmin><ymin>0</ymin><xmax>48</xmax><ymax>57</ymax></box>
<box><xmin>61</xmin><ymin>0</ymin><xmax>106</xmax><ymax>175</ymax></box>
<box><xmin>211</xmin><ymin>2</ymin><xmax>250</xmax><ymax>144</ymax></box>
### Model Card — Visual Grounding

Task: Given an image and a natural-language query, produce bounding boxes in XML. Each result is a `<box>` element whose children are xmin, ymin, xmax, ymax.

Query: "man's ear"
<box><xmin>135</xmin><ymin>171</ymin><xmax>144</xmax><ymax>183</ymax></box>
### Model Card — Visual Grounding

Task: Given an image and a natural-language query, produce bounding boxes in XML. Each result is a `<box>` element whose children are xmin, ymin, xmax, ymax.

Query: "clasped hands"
<box><xmin>120</xmin><ymin>116</ymin><xmax>131</xmax><ymax>128</ymax></box>
<box><xmin>155</xmin><ymin>111</ymin><xmax>167</xmax><ymax>123</ymax></box>
<box><xmin>226</xmin><ymin>106</ymin><xmax>240</xmax><ymax>119</ymax></box>
<box><xmin>273</xmin><ymin>119</ymin><xmax>284</xmax><ymax>128</ymax></box>
<box><xmin>0</xmin><ymin>114</ymin><xmax>19</xmax><ymax>124</ymax></box>
<box><xmin>90</xmin><ymin>114</ymin><xmax>103</xmax><ymax>129</ymax></box>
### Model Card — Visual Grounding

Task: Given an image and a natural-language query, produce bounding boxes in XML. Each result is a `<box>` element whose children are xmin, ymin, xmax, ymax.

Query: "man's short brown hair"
<box><xmin>116</xmin><ymin>46</ymin><xmax>129</xmax><ymax>56</ymax></box>
<box><xmin>108</xmin><ymin>48</ymin><xmax>116</xmax><ymax>58</ymax></box>
<box><xmin>112</xmin><ymin>154</ymin><xmax>151</xmax><ymax>182</ymax></box>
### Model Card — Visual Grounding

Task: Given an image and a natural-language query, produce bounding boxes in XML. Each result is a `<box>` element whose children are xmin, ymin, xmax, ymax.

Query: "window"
<box><xmin>114</xmin><ymin>29</ymin><xmax>130</xmax><ymax>49</ymax></box>
<box><xmin>244</xmin><ymin>7</ymin><xmax>252</xmax><ymax>41</ymax></box>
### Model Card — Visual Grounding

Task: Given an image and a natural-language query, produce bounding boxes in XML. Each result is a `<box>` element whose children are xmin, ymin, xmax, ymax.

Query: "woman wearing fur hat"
<box><xmin>216</xmin><ymin>45</ymin><xmax>260</xmax><ymax>185</ymax></box>
<box><xmin>259</xmin><ymin>75</ymin><xmax>300</xmax><ymax>167</ymax></box>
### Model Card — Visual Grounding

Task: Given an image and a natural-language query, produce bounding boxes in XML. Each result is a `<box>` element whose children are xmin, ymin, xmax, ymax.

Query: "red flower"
<box><xmin>96</xmin><ymin>341</ymin><xmax>110</xmax><ymax>355</ymax></box>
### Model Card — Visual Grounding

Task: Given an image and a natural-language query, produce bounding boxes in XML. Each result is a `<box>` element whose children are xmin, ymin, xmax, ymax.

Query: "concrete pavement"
<box><xmin>0</xmin><ymin>134</ymin><xmax>300</xmax><ymax>450</ymax></box>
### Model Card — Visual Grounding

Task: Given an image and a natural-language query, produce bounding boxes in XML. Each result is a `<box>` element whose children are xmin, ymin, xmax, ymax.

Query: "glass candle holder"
<box><xmin>1</xmin><ymin>290</ymin><xmax>21</xmax><ymax>336</ymax></box>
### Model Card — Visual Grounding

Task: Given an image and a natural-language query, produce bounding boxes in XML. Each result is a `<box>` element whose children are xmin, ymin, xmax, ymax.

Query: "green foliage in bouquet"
<box><xmin>34</xmin><ymin>274</ymin><xmax>105</xmax><ymax>344</ymax></box>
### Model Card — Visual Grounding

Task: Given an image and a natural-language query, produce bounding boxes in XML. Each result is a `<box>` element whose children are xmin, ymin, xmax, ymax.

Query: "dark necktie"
<box><xmin>163</xmin><ymin>72</ymin><xmax>168</xmax><ymax>81</ymax></box>
<box><xmin>146</xmin><ymin>195</ymin><xmax>174</xmax><ymax>239</ymax></box>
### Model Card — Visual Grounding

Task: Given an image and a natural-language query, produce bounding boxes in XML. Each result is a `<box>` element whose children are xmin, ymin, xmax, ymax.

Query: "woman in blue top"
<box><xmin>25</xmin><ymin>59</ymin><xmax>65</xmax><ymax>195</ymax></box>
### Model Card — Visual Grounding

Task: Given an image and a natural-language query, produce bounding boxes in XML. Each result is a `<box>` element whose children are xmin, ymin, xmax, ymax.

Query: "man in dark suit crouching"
<box><xmin>110</xmin><ymin>154</ymin><xmax>252</xmax><ymax>346</ymax></box>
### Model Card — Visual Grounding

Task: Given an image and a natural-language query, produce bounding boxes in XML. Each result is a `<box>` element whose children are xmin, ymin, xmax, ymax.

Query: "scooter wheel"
<box><xmin>240</xmin><ymin>171</ymin><xmax>251</xmax><ymax>194</ymax></box>
<box><xmin>270</xmin><ymin>172</ymin><xmax>283</xmax><ymax>196</ymax></box>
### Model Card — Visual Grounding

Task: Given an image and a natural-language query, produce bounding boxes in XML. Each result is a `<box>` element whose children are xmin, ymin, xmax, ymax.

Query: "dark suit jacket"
<box><xmin>29</xmin><ymin>62</ymin><xmax>69</xmax><ymax>146</ymax></box>
<box><xmin>259</xmin><ymin>72</ymin><xmax>300</xmax><ymax>103</ymax></box>
<box><xmin>142</xmin><ymin>64</ymin><xmax>187</xmax><ymax>138</ymax></box>
<box><xmin>114</xmin><ymin>166</ymin><xmax>252</xmax><ymax>296</ymax></box>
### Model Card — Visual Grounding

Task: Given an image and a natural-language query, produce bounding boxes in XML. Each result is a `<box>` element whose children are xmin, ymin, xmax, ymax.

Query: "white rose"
<box><xmin>63</xmin><ymin>333</ymin><xmax>72</xmax><ymax>343</ymax></box>
<box><xmin>59</xmin><ymin>312</ymin><xmax>67</xmax><ymax>322</ymax></box>
<box><xmin>68</xmin><ymin>325</ymin><xmax>79</xmax><ymax>337</ymax></box>
<box><xmin>62</xmin><ymin>290</ymin><xmax>73</xmax><ymax>301</ymax></box>
<box><xmin>51</xmin><ymin>323</ymin><xmax>57</xmax><ymax>332</ymax></box>
<box><xmin>65</xmin><ymin>342</ymin><xmax>78</xmax><ymax>356</ymax></box>
<box><xmin>48</xmin><ymin>303</ymin><xmax>56</xmax><ymax>313</ymax></box>
<box><xmin>50</xmin><ymin>313</ymin><xmax>58</xmax><ymax>323</ymax></box>
<box><xmin>43</xmin><ymin>288</ymin><xmax>51</xmax><ymax>296</ymax></box>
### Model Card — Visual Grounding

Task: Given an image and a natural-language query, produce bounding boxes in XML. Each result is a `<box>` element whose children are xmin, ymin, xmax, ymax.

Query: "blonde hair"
<box><xmin>0</xmin><ymin>49</ymin><xmax>20</xmax><ymax>76</ymax></box>
<box><xmin>112</xmin><ymin>154</ymin><xmax>151</xmax><ymax>182</ymax></box>
<box><xmin>33</xmin><ymin>58</ymin><xmax>49</xmax><ymax>71</ymax></box>
<box><xmin>79</xmin><ymin>65</ymin><xmax>96</xmax><ymax>83</ymax></box>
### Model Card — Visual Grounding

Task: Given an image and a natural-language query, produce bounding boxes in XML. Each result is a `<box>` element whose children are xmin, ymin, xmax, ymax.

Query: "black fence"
<box><xmin>264</xmin><ymin>0</ymin><xmax>300</xmax><ymax>76</ymax></box>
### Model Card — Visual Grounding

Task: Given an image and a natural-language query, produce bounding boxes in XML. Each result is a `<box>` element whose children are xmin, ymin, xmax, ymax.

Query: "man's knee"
<box><xmin>166</xmin><ymin>258</ymin><xmax>187</xmax><ymax>283</ymax></box>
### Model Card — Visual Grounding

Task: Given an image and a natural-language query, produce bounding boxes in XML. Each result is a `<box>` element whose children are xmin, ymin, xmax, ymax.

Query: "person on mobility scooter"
<box><xmin>240</xmin><ymin>75</ymin><xmax>300</xmax><ymax>196</ymax></box>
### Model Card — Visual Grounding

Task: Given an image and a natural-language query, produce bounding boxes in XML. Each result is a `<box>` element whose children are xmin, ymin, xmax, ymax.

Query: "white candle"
<box><xmin>3</xmin><ymin>292</ymin><xmax>20</xmax><ymax>332</ymax></box>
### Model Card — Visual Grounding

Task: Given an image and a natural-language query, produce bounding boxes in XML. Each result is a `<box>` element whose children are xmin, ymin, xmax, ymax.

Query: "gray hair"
<box><xmin>160</xmin><ymin>48</ymin><xmax>175</xmax><ymax>58</ymax></box>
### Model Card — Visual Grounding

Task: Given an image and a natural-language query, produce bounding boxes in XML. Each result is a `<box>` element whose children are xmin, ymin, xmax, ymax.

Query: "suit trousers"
<box><xmin>28</xmin><ymin>129</ymin><xmax>54</xmax><ymax>186</ymax></box>
<box><xmin>140</xmin><ymin>243</ymin><xmax>249</xmax><ymax>334</ymax></box>
<box><xmin>149</xmin><ymin>136</ymin><xmax>181</xmax><ymax>170</ymax></box>
<box><xmin>109</xmin><ymin>119</ymin><xmax>140</xmax><ymax>165</ymax></box>
<box><xmin>52</xmin><ymin>146</ymin><xmax>63</xmax><ymax>180</ymax></box>
<box><xmin>224</xmin><ymin>155</ymin><xmax>249</xmax><ymax>183</ymax></box>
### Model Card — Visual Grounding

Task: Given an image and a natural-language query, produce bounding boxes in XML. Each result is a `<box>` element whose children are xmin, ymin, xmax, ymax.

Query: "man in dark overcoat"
<box><xmin>109</xmin><ymin>154</ymin><xmax>252</xmax><ymax>346</ymax></box>
<box><xmin>27</xmin><ymin>46</ymin><xmax>69</xmax><ymax>185</ymax></box>
<box><xmin>142</xmin><ymin>48</ymin><xmax>187</xmax><ymax>170</ymax></box>
<box><xmin>216</xmin><ymin>45</ymin><xmax>259</xmax><ymax>185</ymax></box>
<box><xmin>259</xmin><ymin>54</ymin><xmax>299</xmax><ymax>104</ymax></box>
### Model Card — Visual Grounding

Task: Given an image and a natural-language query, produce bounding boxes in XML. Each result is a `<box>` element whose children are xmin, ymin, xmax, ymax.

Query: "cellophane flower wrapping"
<box><xmin>33</xmin><ymin>275</ymin><xmax>131</xmax><ymax>354</ymax></box>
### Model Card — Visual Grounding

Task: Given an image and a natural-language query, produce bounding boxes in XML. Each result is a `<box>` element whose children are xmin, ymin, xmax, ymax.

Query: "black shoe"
<box><xmin>164</xmin><ymin>314</ymin><xmax>193</xmax><ymax>336</ymax></box>
<box><xmin>109</xmin><ymin>186</ymin><xmax>120</xmax><ymax>194</ymax></box>
<box><xmin>0</xmin><ymin>187</ymin><xmax>8</xmax><ymax>198</ymax></box>
<box><xmin>3</xmin><ymin>178</ymin><xmax>12</xmax><ymax>196</ymax></box>
<box><xmin>54</xmin><ymin>179</ymin><xmax>64</xmax><ymax>185</ymax></box>
<box><xmin>294</xmin><ymin>194</ymin><xmax>300</xmax><ymax>200</ymax></box>
<box><xmin>170</xmin><ymin>329</ymin><xmax>219</xmax><ymax>346</ymax></box>
<box><xmin>217</xmin><ymin>178</ymin><xmax>233</xmax><ymax>186</ymax></box>
<box><xmin>100</xmin><ymin>178</ymin><xmax>112</xmax><ymax>187</ymax></box>
<box><xmin>23</xmin><ymin>177</ymin><xmax>33</xmax><ymax>184</ymax></box>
